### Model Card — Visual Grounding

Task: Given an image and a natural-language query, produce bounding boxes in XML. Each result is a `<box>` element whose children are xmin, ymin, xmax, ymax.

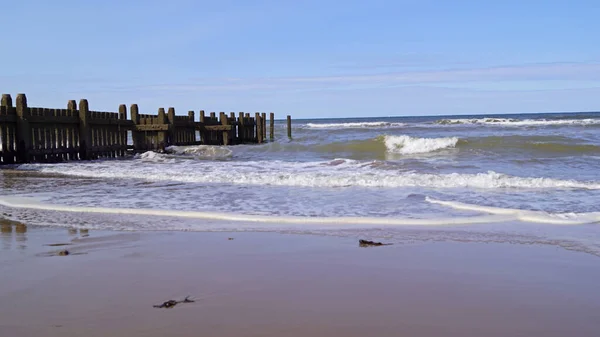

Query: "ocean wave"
<box><xmin>134</xmin><ymin>145</ymin><xmax>233</xmax><ymax>163</ymax></box>
<box><xmin>135</xmin><ymin>151</ymin><xmax>175</xmax><ymax>163</ymax></box>
<box><xmin>426</xmin><ymin>197</ymin><xmax>600</xmax><ymax>225</ymax></box>
<box><xmin>165</xmin><ymin>145</ymin><xmax>233</xmax><ymax>159</ymax></box>
<box><xmin>304</xmin><ymin>121</ymin><xmax>405</xmax><ymax>129</ymax></box>
<box><xmin>0</xmin><ymin>196</ymin><xmax>507</xmax><ymax>227</ymax></box>
<box><xmin>17</xmin><ymin>159</ymin><xmax>600</xmax><ymax>190</ymax></box>
<box><xmin>435</xmin><ymin>118</ymin><xmax>600</xmax><ymax>126</ymax></box>
<box><xmin>1</xmin><ymin>195</ymin><xmax>598</xmax><ymax>226</ymax></box>
<box><xmin>382</xmin><ymin>135</ymin><xmax>459</xmax><ymax>154</ymax></box>
<box><xmin>457</xmin><ymin>136</ymin><xmax>600</xmax><ymax>155</ymax></box>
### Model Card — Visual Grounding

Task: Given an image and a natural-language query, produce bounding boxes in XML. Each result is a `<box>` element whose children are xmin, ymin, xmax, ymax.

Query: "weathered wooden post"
<box><xmin>209</xmin><ymin>112</ymin><xmax>216</xmax><ymax>144</ymax></box>
<box><xmin>261</xmin><ymin>112</ymin><xmax>267</xmax><ymax>141</ymax></box>
<box><xmin>199</xmin><ymin>110</ymin><xmax>206</xmax><ymax>144</ymax></box>
<box><xmin>269</xmin><ymin>112</ymin><xmax>274</xmax><ymax>141</ymax></box>
<box><xmin>1</xmin><ymin>94</ymin><xmax>14</xmax><ymax>163</ymax></box>
<box><xmin>238</xmin><ymin>112</ymin><xmax>245</xmax><ymax>143</ymax></box>
<box><xmin>229</xmin><ymin>112</ymin><xmax>236</xmax><ymax>144</ymax></box>
<box><xmin>188</xmin><ymin>111</ymin><xmax>195</xmax><ymax>143</ymax></box>
<box><xmin>220</xmin><ymin>112</ymin><xmax>230</xmax><ymax>146</ymax></box>
<box><xmin>255</xmin><ymin>113</ymin><xmax>263</xmax><ymax>144</ymax></box>
<box><xmin>244</xmin><ymin>113</ymin><xmax>252</xmax><ymax>142</ymax></box>
<box><xmin>167</xmin><ymin>107</ymin><xmax>176</xmax><ymax>147</ymax></box>
<box><xmin>78</xmin><ymin>99</ymin><xmax>91</xmax><ymax>160</ymax></box>
<box><xmin>118</xmin><ymin>104</ymin><xmax>127</xmax><ymax>156</ymax></box>
<box><xmin>287</xmin><ymin>115</ymin><xmax>292</xmax><ymax>139</ymax></box>
<box><xmin>67</xmin><ymin>100</ymin><xmax>77</xmax><ymax>160</ymax></box>
<box><xmin>157</xmin><ymin>108</ymin><xmax>167</xmax><ymax>150</ymax></box>
<box><xmin>130</xmin><ymin>104</ymin><xmax>140</xmax><ymax>151</ymax></box>
<box><xmin>0</xmin><ymin>94</ymin><xmax>11</xmax><ymax>107</ymax></box>
<box><xmin>15</xmin><ymin>94</ymin><xmax>31</xmax><ymax>163</ymax></box>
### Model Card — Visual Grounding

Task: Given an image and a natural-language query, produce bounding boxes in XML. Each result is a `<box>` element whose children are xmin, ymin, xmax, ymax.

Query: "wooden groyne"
<box><xmin>0</xmin><ymin>93</ymin><xmax>288</xmax><ymax>164</ymax></box>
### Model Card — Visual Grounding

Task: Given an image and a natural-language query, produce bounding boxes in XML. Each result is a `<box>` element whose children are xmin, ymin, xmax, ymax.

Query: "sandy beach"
<box><xmin>1</xmin><ymin>221</ymin><xmax>599</xmax><ymax>337</ymax></box>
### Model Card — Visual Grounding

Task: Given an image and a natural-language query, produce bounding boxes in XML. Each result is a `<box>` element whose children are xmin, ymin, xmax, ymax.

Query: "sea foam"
<box><xmin>165</xmin><ymin>145</ymin><xmax>233</xmax><ymax>159</ymax></box>
<box><xmin>18</xmin><ymin>160</ymin><xmax>600</xmax><ymax>190</ymax></box>
<box><xmin>426</xmin><ymin>197</ymin><xmax>600</xmax><ymax>225</ymax></box>
<box><xmin>1</xmin><ymin>195</ymin><xmax>598</xmax><ymax>226</ymax></box>
<box><xmin>305</xmin><ymin>121</ymin><xmax>405</xmax><ymax>129</ymax></box>
<box><xmin>435</xmin><ymin>118</ymin><xmax>600</xmax><ymax>126</ymax></box>
<box><xmin>383</xmin><ymin>135</ymin><xmax>459</xmax><ymax>154</ymax></box>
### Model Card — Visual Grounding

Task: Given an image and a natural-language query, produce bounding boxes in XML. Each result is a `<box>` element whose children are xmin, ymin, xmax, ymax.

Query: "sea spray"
<box><xmin>382</xmin><ymin>135</ymin><xmax>459</xmax><ymax>154</ymax></box>
<box><xmin>305</xmin><ymin>121</ymin><xmax>405</xmax><ymax>129</ymax></box>
<box><xmin>434</xmin><ymin>118</ymin><xmax>600</xmax><ymax>126</ymax></box>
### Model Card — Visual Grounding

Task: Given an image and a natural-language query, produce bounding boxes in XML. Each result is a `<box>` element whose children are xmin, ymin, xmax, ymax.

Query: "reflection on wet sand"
<box><xmin>1</xmin><ymin>219</ymin><xmax>27</xmax><ymax>250</ymax></box>
<box><xmin>1</xmin><ymin>223</ymin><xmax>13</xmax><ymax>250</ymax></box>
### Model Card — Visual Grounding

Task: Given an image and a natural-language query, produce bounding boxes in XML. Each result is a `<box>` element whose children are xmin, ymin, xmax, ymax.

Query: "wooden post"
<box><xmin>188</xmin><ymin>111</ymin><xmax>195</xmax><ymax>143</ymax></box>
<box><xmin>118</xmin><ymin>104</ymin><xmax>127</xmax><ymax>156</ymax></box>
<box><xmin>238</xmin><ymin>112</ymin><xmax>244</xmax><ymax>143</ymax></box>
<box><xmin>229</xmin><ymin>112</ymin><xmax>236</xmax><ymax>144</ymax></box>
<box><xmin>130</xmin><ymin>104</ymin><xmax>140</xmax><ymax>151</ymax></box>
<box><xmin>67</xmin><ymin>100</ymin><xmax>77</xmax><ymax>160</ymax></box>
<box><xmin>287</xmin><ymin>115</ymin><xmax>292</xmax><ymax>139</ymax></box>
<box><xmin>1</xmin><ymin>95</ymin><xmax>14</xmax><ymax>163</ymax></box>
<box><xmin>167</xmin><ymin>107</ymin><xmax>176</xmax><ymax>147</ymax></box>
<box><xmin>15</xmin><ymin>94</ymin><xmax>31</xmax><ymax>163</ymax></box>
<box><xmin>255</xmin><ymin>113</ymin><xmax>263</xmax><ymax>144</ymax></box>
<box><xmin>199</xmin><ymin>110</ymin><xmax>206</xmax><ymax>144</ymax></box>
<box><xmin>261</xmin><ymin>112</ymin><xmax>267</xmax><ymax>141</ymax></box>
<box><xmin>269</xmin><ymin>112</ymin><xmax>274</xmax><ymax>141</ymax></box>
<box><xmin>157</xmin><ymin>108</ymin><xmax>167</xmax><ymax>150</ymax></box>
<box><xmin>1</xmin><ymin>94</ymin><xmax>11</xmax><ymax>107</ymax></box>
<box><xmin>209</xmin><ymin>112</ymin><xmax>216</xmax><ymax>144</ymax></box>
<box><xmin>220</xmin><ymin>112</ymin><xmax>230</xmax><ymax>146</ymax></box>
<box><xmin>78</xmin><ymin>99</ymin><xmax>91</xmax><ymax>160</ymax></box>
<box><xmin>244</xmin><ymin>113</ymin><xmax>251</xmax><ymax>142</ymax></box>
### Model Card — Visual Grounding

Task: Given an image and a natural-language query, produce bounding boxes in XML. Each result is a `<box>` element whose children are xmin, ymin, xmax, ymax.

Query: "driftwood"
<box><xmin>359</xmin><ymin>239</ymin><xmax>392</xmax><ymax>247</ymax></box>
<box><xmin>153</xmin><ymin>296</ymin><xmax>195</xmax><ymax>309</ymax></box>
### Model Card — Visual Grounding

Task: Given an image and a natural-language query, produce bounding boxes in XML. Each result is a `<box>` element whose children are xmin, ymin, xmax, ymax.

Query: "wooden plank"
<box><xmin>200</xmin><ymin>125</ymin><xmax>233</xmax><ymax>131</ymax></box>
<box><xmin>135</xmin><ymin>124</ymin><xmax>170</xmax><ymax>131</ymax></box>
<box><xmin>27</xmin><ymin>115</ymin><xmax>79</xmax><ymax>124</ymax></box>
<box><xmin>0</xmin><ymin>115</ymin><xmax>16</xmax><ymax>123</ymax></box>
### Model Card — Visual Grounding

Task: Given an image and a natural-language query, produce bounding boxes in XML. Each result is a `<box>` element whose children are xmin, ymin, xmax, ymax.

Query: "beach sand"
<box><xmin>1</xmin><ymin>223</ymin><xmax>600</xmax><ymax>337</ymax></box>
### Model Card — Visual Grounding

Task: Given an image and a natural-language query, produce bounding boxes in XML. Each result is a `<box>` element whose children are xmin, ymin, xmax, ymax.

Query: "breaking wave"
<box><xmin>0</xmin><ymin>195</ymin><xmax>598</xmax><ymax>225</ymax></box>
<box><xmin>16</xmin><ymin>160</ymin><xmax>600</xmax><ymax>190</ymax></box>
<box><xmin>426</xmin><ymin>197</ymin><xmax>600</xmax><ymax>225</ymax></box>
<box><xmin>134</xmin><ymin>145</ymin><xmax>232</xmax><ymax>162</ymax></box>
<box><xmin>305</xmin><ymin>121</ymin><xmax>405</xmax><ymax>129</ymax></box>
<box><xmin>435</xmin><ymin>118</ymin><xmax>600</xmax><ymax>126</ymax></box>
<box><xmin>382</xmin><ymin>135</ymin><xmax>459</xmax><ymax>154</ymax></box>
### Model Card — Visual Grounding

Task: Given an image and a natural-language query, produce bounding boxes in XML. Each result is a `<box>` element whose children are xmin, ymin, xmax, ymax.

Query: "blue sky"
<box><xmin>1</xmin><ymin>0</ymin><xmax>599</xmax><ymax>118</ymax></box>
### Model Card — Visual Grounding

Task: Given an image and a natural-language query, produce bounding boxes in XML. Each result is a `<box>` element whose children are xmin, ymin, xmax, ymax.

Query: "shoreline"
<box><xmin>1</xmin><ymin>225</ymin><xmax>600</xmax><ymax>337</ymax></box>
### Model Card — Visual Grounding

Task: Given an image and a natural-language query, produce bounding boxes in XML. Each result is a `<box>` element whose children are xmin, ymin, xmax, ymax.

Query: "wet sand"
<box><xmin>1</xmin><ymin>224</ymin><xmax>600</xmax><ymax>337</ymax></box>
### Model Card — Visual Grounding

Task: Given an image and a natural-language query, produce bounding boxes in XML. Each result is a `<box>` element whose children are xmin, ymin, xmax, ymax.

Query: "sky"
<box><xmin>1</xmin><ymin>0</ymin><xmax>600</xmax><ymax>118</ymax></box>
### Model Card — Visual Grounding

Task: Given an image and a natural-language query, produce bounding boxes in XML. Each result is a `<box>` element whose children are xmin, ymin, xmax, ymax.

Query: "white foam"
<box><xmin>135</xmin><ymin>151</ymin><xmax>175</xmax><ymax>163</ymax></box>
<box><xmin>383</xmin><ymin>135</ymin><xmax>459</xmax><ymax>154</ymax></box>
<box><xmin>17</xmin><ymin>160</ymin><xmax>600</xmax><ymax>190</ymax></box>
<box><xmin>435</xmin><ymin>118</ymin><xmax>600</xmax><ymax>126</ymax></box>
<box><xmin>1</xmin><ymin>195</ymin><xmax>597</xmax><ymax>227</ymax></box>
<box><xmin>0</xmin><ymin>196</ymin><xmax>508</xmax><ymax>226</ymax></box>
<box><xmin>305</xmin><ymin>121</ymin><xmax>405</xmax><ymax>129</ymax></box>
<box><xmin>426</xmin><ymin>197</ymin><xmax>600</xmax><ymax>225</ymax></box>
<box><xmin>165</xmin><ymin>145</ymin><xmax>232</xmax><ymax>159</ymax></box>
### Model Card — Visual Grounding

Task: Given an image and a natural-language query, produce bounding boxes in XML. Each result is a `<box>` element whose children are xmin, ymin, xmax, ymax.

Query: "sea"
<box><xmin>1</xmin><ymin>112</ymin><xmax>600</xmax><ymax>255</ymax></box>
